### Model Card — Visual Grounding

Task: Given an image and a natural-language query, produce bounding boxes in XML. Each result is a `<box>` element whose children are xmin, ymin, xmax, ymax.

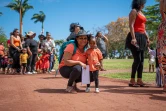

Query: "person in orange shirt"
<box><xmin>85</xmin><ymin>36</ymin><xmax>103</xmax><ymax>93</ymax></box>
<box><xmin>20</xmin><ymin>48</ymin><xmax>29</xmax><ymax>74</ymax></box>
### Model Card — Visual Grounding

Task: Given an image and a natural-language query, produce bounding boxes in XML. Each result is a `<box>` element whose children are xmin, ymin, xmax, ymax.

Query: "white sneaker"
<box><xmin>32</xmin><ymin>71</ymin><xmax>37</xmax><ymax>74</ymax></box>
<box><xmin>25</xmin><ymin>72</ymin><xmax>32</xmax><ymax>74</ymax></box>
<box><xmin>95</xmin><ymin>88</ymin><xmax>100</xmax><ymax>93</ymax></box>
<box><xmin>51</xmin><ymin>69</ymin><xmax>55</xmax><ymax>72</ymax></box>
<box><xmin>85</xmin><ymin>87</ymin><xmax>90</xmax><ymax>93</ymax></box>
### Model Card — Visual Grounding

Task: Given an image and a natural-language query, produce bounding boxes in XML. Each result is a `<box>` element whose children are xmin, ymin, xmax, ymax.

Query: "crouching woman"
<box><xmin>59</xmin><ymin>30</ymin><xmax>90</xmax><ymax>93</ymax></box>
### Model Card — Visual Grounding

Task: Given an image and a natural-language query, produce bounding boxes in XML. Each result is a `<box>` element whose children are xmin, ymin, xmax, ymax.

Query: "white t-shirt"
<box><xmin>44</xmin><ymin>39</ymin><xmax>55</xmax><ymax>51</ymax></box>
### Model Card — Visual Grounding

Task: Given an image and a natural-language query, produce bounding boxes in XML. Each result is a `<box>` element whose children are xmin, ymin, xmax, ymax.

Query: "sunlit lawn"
<box><xmin>103</xmin><ymin>59</ymin><xmax>149</xmax><ymax>70</ymax></box>
<box><xmin>101</xmin><ymin>59</ymin><xmax>156</xmax><ymax>83</ymax></box>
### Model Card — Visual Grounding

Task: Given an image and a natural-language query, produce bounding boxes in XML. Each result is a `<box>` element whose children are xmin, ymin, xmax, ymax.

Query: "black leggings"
<box><xmin>26</xmin><ymin>54</ymin><xmax>37</xmax><ymax>72</ymax></box>
<box><xmin>59</xmin><ymin>65</ymin><xmax>82</xmax><ymax>86</ymax></box>
<box><xmin>130</xmin><ymin>48</ymin><xmax>144</xmax><ymax>78</ymax></box>
<box><xmin>87</xmin><ymin>70</ymin><xmax>99</xmax><ymax>88</ymax></box>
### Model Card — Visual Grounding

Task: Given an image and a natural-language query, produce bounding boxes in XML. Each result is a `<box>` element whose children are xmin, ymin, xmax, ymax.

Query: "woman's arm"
<box><xmin>63</xmin><ymin>52</ymin><xmax>86</xmax><ymax>68</ymax></box>
<box><xmin>19</xmin><ymin>36</ymin><xmax>23</xmax><ymax>49</ymax></box>
<box><xmin>129</xmin><ymin>9</ymin><xmax>137</xmax><ymax>45</ymax></box>
<box><xmin>102</xmin><ymin>35</ymin><xmax>108</xmax><ymax>43</ymax></box>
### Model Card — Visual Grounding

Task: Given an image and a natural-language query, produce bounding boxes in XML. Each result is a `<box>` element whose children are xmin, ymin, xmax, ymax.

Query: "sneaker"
<box><xmin>25</xmin><ymin>72</ymin><xmax>32</xmax><ymax>74</ymax></box>
<box><xmin>85</xmin><ymin>87</ymin><xmax>90</xmax><ymax>93</ymax></box>
<box><xmin>32</xmin><ymin>71</ymin><xmax>37</xmax><ymax>74</ymax></box>
<box><xmin>66</xmin><ymin>86</ymin><xmax>77</xmax><ymax>94</ymax></box>
<box><xmin>95</xmin><ymin>88</ymin><xmax>100</xmax><ymax>93</ymax></box>
<box><xmin>51</xmin><ymin>69</ymin><xmax>55</xmax><ymax>72</ymax></box>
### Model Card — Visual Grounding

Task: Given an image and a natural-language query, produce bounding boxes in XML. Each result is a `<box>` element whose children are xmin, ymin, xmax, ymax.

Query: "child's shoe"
<box><xmin>95</xmin><ymin>88</ymin><xmax>100</xmax><ymax>93</ymax></box>
<box><xmin>85</xmin><ymin>87</ymin><xmax>90</xmax><ymax>93</ymax></box>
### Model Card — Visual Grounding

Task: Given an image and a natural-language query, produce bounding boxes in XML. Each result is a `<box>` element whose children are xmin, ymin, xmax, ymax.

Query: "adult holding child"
<box><xmin>59</xmin><ymin>30</ymin><xmax>90</xmax><ymax>93</ymax></box>
<box><xmin>10</xmin><ymin>29</ymin><xmax>22</xmax><ymax>74</ymax></box>
<box><xmin>125</xmin><ymin>0</ymin><xmax>149</xmax><ymax>87</ymax></box>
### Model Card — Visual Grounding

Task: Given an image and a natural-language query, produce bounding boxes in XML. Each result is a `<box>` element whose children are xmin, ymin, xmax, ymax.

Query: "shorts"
<box><xmin>149</xmin><ymin>59</ymin><xmax>155</xmax><ymax>65</ymax></box>
<box><xmin>21</xmin><ymin>63</ymin><xmax>27</xmax><ymax>67</ymax></box>
<box><xmin>7</xmin><ymin>64</ymin><xmax>12</xmax><ymax>68</ymax></box>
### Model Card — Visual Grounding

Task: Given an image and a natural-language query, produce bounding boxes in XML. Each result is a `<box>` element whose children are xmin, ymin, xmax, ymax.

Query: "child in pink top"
<box><xmin>85</xmin><ymin>36</ymin><xmax>103</xmax><ymax>93</ymax></box>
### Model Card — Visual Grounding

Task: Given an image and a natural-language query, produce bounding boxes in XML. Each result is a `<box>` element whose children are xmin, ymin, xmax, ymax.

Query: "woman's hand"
<box><xmin>147</xmin><ymin>38</ymin><xmax>150</xmax><ymax>47</ymax></box>
<box><xmin>17</xmin><ymin>47</ymin><xmax>21</xmax><ymax>52</ymax></box>
<box><xmin>79</xmin><ymin>62</ymin><xmax>86</xmax><ymax>69</ymax></box>
<box><xmin>95</xmin><ymin>62</ymin><xmax>101</xmax><ymax>69</ymax></box>
<box><xmin>131</xmin><ymin>38</ymin><xmax>137</xmax><ymax>45</ymax></box>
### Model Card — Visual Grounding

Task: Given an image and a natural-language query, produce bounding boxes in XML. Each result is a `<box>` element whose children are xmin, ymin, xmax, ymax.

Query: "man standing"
<box><xmin>96</xmin><ymin>31</ymin><xmax>108</xmax><ymax>71</ymax></box>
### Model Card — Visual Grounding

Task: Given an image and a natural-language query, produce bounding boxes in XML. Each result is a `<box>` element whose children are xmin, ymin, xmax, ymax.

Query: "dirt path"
<box><xmin>0</xmin><ymin>73</ymin><xmax>165</xmax><ymax>111</ymax></box>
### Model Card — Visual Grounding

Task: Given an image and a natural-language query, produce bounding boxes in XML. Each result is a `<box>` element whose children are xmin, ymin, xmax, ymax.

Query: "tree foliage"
<box><xmin>0</xmin><ymin>27</ymin><xmax>8</xmax><ymax>47</ymax></box>
<box><xmin>106</xmin><ymin>17</ymin><xmax>130</xmax><ymax>58</ymax></box>
<box><xmin>31</xmin><ymin>11</ymin><xmax>46</xmax><ymax>34</ymax></box>
<box><xmin>143</xmin><ymin>0</ymin><xmax>160</xmax><ymax>47</ymax></box>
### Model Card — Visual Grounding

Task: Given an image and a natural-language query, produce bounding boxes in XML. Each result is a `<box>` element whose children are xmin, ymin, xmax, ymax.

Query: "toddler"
<box><xmin>20</xmin><ymin>48</ymin><xmax>29</xmax><ymax>74</ymax></box>
<box><xmin>85</xmin><ymin>36</ymin><xmax>103</xmax><ymax>93</ymax></box>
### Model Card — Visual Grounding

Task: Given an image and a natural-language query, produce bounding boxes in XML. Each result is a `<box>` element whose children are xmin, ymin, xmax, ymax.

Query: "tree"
<box><xmin>106</xmin><ymin>17</ymin><xmax>130</xmax><ymax>58</ymax></box>
<box><xmin>54</xmin><ymin>39</ymin><xmax>65</xmax><ymax>55</ymax></box>
<box><xmin>31</xmin><ymin>11</ymin><xmax>46</xmax><ymax>34</ymax></box>
<box><xmin>6</xmin><ymin>0</ymin><xmax>33</xmax><ymax>34</ymax></box>
<box><xmin>0</xmin><ymin>12</ymin><xmax>2</xmax><ymax>16</ymax></box>
<box><xmin>0</xmin><ymin>27</ymin><xmax>8</xmax><ymax>47</ymax></box>
<box><xmin>143</xmin><ymin>0</ymin><xmax>160</xmax><ymax>47</ymax></box>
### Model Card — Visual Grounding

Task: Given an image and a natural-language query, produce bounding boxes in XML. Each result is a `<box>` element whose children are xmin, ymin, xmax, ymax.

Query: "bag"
<box><xmin>58</xmin><ymin>40</ymin><xmax>77</xmax><ymax>63</ymax></box>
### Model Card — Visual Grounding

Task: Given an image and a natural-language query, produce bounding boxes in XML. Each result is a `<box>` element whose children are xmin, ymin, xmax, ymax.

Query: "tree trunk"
<box><xmin>19</xmin><ymin>8</ymin><xmax>22</xmax><ymax>35</ymax></box>
<box><xmin>41</xmin><ymin>22</ymin><xmax>44</xmax><ymax>34</ymax></box>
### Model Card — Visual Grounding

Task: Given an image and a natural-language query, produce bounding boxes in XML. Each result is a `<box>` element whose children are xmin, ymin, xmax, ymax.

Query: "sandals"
<box><xmin>128</xmin><ymin>83</ymin><xmax>139</xmax><ymax>87</ymax></box>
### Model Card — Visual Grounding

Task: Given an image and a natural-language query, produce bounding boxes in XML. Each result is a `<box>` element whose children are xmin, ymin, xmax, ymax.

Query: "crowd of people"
<box><xmin>0</xmin><ymin>29</ymin><xmax>56</xmax><ymax>75</ymax></box>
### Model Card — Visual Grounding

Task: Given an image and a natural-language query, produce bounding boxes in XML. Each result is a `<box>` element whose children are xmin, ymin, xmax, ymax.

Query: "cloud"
<box><xmin>38</xmin><ymin>0</ymin><xmax>60</xmax><ymax>3</ymax></box>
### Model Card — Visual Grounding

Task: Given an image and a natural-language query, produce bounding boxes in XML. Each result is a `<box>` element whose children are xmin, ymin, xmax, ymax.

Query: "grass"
<box><xmin>101</xmin><ymin>59</ymin><xmax>156</xmax><ymax>83</ymax></box>
<box><xmin>103</xmin><ymin>59</ymin><xmax>149</xmax><ymax>70</ymax></box>
<box><xmin>101</xmin><ymin>72</ymin><xmax>155</xmax><ymax>83</ymax></box>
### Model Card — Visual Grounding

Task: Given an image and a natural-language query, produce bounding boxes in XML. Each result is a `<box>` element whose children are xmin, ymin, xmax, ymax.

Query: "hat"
<box><xmin>76</xmin><ymin>30</ymin><xmax>91</xmax><ymax>37</ymax></box>
<box><xmin>69</xmin><ymin>23</ymin><xmax>84</xmax><ymax>32</ymax></box>
<box><xmin>27</xmin><ymin>31</ymin><xmax>36</xmax><ymax>36</ymax></box>
<box><xmin>38</xmin><ymin>34</ymin><xmax>45</xmax><ymax>39</ymax></box>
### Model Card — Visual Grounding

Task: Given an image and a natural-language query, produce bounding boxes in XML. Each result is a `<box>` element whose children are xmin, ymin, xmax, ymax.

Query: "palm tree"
<box><xmin>6</xmin><ymin>0</ymin><xmax>33</xmax><ymax>34</ymax></box>
<box><xmin>0</xmin><ymin>12</ymin><xmax>2</xmax><ymax>16</ymax></box>
<box><xmin>31</xmin><ymin>11</ymin><xmax>46</xmax><ymax>34</ymax></box>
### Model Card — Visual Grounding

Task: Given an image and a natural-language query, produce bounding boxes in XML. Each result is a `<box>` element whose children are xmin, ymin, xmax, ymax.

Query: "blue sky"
<box><xmin>0</xmin><ymin>0</ymin><xmax>157</xmax><ymax>40</ymax></box>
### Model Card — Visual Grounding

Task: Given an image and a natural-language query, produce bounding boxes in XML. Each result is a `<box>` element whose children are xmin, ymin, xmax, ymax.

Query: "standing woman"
<box><xmin>10</xmin><ymin>29</ymin><xmax>22</xmax><ymax>74</ymax></box>
<box><xmin>125</xmin><ymin>0</ymin><xmax>149</xmax><ymax>87</ymax></box>
<box><xmin>157</xmin><ymin>0</ymin><xmax>166</xmax><ymax>91</ymax></box>
<box><xmin>25</xmin><ymin>31</ymin><xmax>38</xmax><ymax>74</ymax></box>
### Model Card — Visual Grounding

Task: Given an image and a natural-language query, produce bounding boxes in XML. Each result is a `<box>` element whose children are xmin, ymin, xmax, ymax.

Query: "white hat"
<box><xmin>27</xmin><ymin>31</ymin><xmax>36</xmax><ymax>36</ymax></box>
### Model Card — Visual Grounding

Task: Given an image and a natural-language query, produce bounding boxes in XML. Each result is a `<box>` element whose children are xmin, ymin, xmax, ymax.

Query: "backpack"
<box><xmin>58</xmin><ymin>40</ymin><xmax>77</xmax><ymax>63</ymax></box>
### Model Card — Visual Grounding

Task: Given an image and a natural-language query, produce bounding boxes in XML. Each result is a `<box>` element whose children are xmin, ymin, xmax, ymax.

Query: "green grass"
<box><xmin>101</xmin><ymin>59</ymin><xmax>155</xmax><ymax>83</ymax></box>
<box><xmin>103</xmin><ymin>59</ymin><xmax>149</xmax><ymax>70</ymax></box>
<box><xmin>101</xmin><ymin>72</ymin><xmax>155</xmax><ymax>82</ymax></box>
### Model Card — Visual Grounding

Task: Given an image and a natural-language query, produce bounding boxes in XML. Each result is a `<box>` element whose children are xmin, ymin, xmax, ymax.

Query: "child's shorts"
<box><xmin>21</xmin><ymin>63</ymin><xmax>27</xmax><ymax>67</ymax></box>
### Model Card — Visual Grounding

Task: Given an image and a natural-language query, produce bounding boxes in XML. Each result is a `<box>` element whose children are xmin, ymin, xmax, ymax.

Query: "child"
<box><xmin>20</xmin><ymin>48</ymin><xmax>29</xmax><ymax>74</ymax></box>
<box><xmin>85</xmin><ymin>36</ymin><xmax>103</xmax><ymax>93</ymax></box>
<box><xmin>1</xmin><ymin>54</ymin><xmax>8</xmax><ymax>74</ymax></box>
<box><xmin>35</xmin><ymin>50</ymin><xmax>43</xmax><ymax>73</ymax></box>
<box><xmin>41</xmin><ymin>49</ymin><xmax>50</xmax><ymax>73</ymax></box>
<box><xmin>7</xmin><ymin>57</ymin><xmax>13</xmax><ymax>74</ymax></box>
<box><xmin>148</xmin><ymin>47</ymin><xmax>155</xmax><ymax>72</ymax></box>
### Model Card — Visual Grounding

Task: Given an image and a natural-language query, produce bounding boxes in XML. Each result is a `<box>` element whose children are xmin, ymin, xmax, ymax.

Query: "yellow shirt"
<box><xmin>20</xmin><ymin>53</ymin><xmax>28</xmax><ymax>63</ymax></box>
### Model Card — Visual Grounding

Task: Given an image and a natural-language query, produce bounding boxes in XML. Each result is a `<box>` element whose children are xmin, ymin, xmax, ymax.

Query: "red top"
<box><xmin>7</xmin><ymin>39</ymin><xmax>10</xmax><ymax>44</ymax></box>
<box><xmin>134</xmin><ymin>13</ymin><xmax>146</xmax><ymax>33</ymax></box>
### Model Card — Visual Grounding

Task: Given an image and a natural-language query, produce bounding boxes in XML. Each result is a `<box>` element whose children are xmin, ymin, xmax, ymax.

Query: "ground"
<box><xmin>0</xmin><ymin>71</ymin><xmax>165</xmax><ymax>111</ymax></box>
